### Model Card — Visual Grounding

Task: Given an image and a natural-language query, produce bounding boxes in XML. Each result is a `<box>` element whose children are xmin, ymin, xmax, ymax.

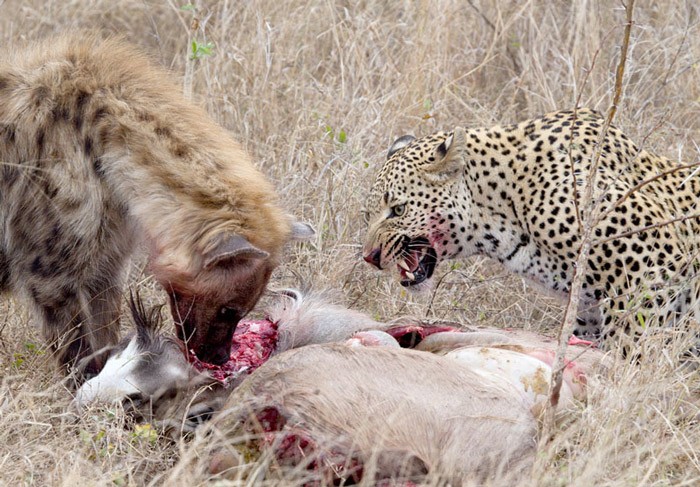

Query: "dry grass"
<box><xmin>1</xmin><ymin>0</ymin><xmax>699</xmax><ymax>485</ymax></box>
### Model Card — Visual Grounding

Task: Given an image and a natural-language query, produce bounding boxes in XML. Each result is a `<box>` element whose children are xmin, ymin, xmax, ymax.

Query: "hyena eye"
<box><xmin>391</xmin><ymin>203</ymin><xmax>406</xmax><ymax>218</ymax></box>
<box><xmin>218</xmin><ymin>306</ymin><xmax>239</xmax><ymax>322</ymax></box>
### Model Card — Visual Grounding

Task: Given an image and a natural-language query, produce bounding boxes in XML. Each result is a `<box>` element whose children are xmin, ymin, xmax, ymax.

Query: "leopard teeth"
<box><xmin>405</xmin><ymin>271</ymin><xmax>415</xmax><ymax>281</ymax></box>
<box><xmin>398</xmin><ymin>260</ymin><xmax>411</xmax><ymax>272</ymax></box>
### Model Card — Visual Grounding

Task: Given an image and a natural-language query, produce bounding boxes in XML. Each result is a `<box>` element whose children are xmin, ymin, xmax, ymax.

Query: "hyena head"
<box><xmin>163</xmin><ymin>224</ymin><xmax>314</xmax><ymax>365</ymax></box>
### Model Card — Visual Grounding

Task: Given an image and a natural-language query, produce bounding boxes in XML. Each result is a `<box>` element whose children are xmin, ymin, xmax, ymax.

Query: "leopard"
<box><xmin>362</xmin><ymin>108</ymin><xmax>700</xmax><ymax>351</ymax></box>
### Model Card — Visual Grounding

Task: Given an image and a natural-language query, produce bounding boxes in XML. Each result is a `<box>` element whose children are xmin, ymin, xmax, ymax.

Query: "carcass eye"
<box><xmin>187</xmin><ymin>405</ymin><xmax>216</xmax><ymax>426</ymax></box>
<box><xmin>391</xmin><ymin>203</ymin><xmax>406</xmax><ymax>217</ymax></box>
<box><xmin>122</xmin><ymin>392</ymin><xmax>145</xmax><ymax>410</ymax></box>
<box><xmin>219</xmin><ymin>306</ymin><xmax>239</xmax><ymax>322</ymax></box>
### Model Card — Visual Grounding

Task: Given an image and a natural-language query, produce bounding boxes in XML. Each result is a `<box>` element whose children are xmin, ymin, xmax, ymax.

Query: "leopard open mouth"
<box><xmin>396</xmin><ymin>237</ymin><xmax>438</xmax><ymax>287</ymax></box>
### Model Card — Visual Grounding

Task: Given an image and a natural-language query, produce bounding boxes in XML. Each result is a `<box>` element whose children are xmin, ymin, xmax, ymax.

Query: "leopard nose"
<box><xmin>363</xmin><ymin>248</ymin><xmax>383</xmax><ymax>269</ymax></box>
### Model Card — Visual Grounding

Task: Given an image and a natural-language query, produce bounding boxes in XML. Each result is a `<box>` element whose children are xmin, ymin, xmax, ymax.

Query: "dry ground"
<box><xmin>1</xmin><ymin>0</ymin><xmax>699</xmax><ymax>485</ymax></box>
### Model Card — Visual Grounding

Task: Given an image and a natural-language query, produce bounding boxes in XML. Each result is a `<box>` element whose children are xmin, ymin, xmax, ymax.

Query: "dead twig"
<box><xmin>539</xmin><ymin>0</ymin><xmax>637</xmax><ymax>444</ymax></box>
<box><xmin>594</xmin><ymin>212</ymin><xmax>700</xmax><ymax>246</ymax></box>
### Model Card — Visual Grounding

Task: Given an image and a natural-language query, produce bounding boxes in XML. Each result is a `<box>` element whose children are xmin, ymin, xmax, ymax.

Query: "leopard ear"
<box><xmin>423</xmin><ymin>127</ymin><xmax>467</xmax><ymax>183</ymax></box>
<box><xmin>387</xmin><ymin>135</ymin><xmax>415</xmax><ymax>159</ymax></box>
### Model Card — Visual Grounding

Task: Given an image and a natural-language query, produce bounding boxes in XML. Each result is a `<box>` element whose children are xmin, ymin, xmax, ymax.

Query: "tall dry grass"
<box><xmin>0</xmin><ymin>0</ymin><xmax>699</xmax><ymax>485</ymax></box>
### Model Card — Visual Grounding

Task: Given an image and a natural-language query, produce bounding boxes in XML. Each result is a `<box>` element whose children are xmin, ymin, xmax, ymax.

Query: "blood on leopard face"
<box><xmin>371</xmin><ymin>213</ymin><xmax>460</xmax><ymax>289</ymax></box>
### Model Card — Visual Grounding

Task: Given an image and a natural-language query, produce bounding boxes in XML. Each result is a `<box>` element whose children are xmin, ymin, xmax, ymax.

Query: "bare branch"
<box><xmin>467</xmin><ymin>0</ymin><xmax>496</xmax><ymax>31</ymax></box>
<box><xmin>567</xmin><ymin>26</ymin><xmax>621</xmax><ymax>234</ymax></box>
<box><xmin>597</xmin><ymin>160</ymin><xmax>700</xmax><ymax>225</ymax></box>
<box><xmin>594</xmin><ymin>212</ymin><xmax>700</xmax><ymax>246</ymax></box>
<box><xmin>540</xmin><ymin>0</ymin><xmax>636</xmax><ymax>443</ymax></box>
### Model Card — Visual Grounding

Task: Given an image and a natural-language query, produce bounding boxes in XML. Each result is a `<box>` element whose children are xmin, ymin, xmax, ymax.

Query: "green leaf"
<box><xmin>337</xmin><ymin>129</ymin><xmax>347</xmax><ymax>143</ymax></box>
<box><xmin>132</xmin><ymin>423</ymin><xmax>158</xmax><ymax>444</ymax></box>
<box><xmin>190</xmin><ymin>40</ymin><xmax>215</xmax><ymax>60</ymax></box>
<box><xmin>180</xmin><ymin>3</ymin><xmax>196</xmax><ymax>11</ymax></box>
<box><xmin>323</xmin><ymin>125</ymin><xmax>334</xmax><ymax>139</ymax></box>
<box><xmin>637</xmin><ymin>311</ymin><xmax>646</xmax><ymax>329</ymax></box>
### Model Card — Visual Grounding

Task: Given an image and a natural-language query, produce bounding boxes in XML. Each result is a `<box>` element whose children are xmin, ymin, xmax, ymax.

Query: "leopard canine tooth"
<box><xmin>398</xmin><ymin>260</ymin><xmax>411</xmax><ymax>272</ymax></box>
<box><xmin>405</xmin><ymin>271</ymin><xmax>416</xmax><ymax>281</ymax></box>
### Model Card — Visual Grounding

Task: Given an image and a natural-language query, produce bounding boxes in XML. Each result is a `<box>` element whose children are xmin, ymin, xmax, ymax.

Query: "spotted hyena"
<box><xmin>0</xmin><ymin>33</ymin><xmax>312</xmax><ymax>376</ymax></box>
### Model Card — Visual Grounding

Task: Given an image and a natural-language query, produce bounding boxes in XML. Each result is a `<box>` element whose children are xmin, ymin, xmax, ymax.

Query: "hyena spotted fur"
<box><xmin>0</xmin><ymin>34</ymin><xmax>310</xmax><ymax>376</ymax></box>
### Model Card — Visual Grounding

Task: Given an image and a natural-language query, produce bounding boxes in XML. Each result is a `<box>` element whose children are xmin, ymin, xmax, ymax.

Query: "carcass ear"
<box><xmin>128</xmin><ymin>290</ymin><xmax>163</xmax><ymax>348</ymax></box>
<box><xmin>290</xmin><ymin>221</ymin><xmax>315</xmax><ymax>241</ymax></box>
<box><xmin>271</xmin><ymin>288</ymin><xmax>304</xmax><ymax>303</ymax></box>
<box><xmin>387</xmin><ymin>135</ymin><xmax>415</xmax><ymax>159</ymax></box>
<box><xmin>423</xmin><ymin>127</ymin><xmax>467</xmax><ymax>183</ymax></box>
<box><xmin>203</xmin><ymin>234</ymin><xmax>269</xmax><ymax>270</ymax></box>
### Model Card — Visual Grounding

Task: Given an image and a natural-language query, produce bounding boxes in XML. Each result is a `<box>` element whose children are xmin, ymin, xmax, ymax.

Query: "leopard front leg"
<box><xmin>570</xmin><ymin>297</ymin><xmax>603</xmax><ymax>342</ymax></box>
<box><xmin>595</xmin><ymin>295</ymin><xmax>664</xmax><ymax>359</ymax></box>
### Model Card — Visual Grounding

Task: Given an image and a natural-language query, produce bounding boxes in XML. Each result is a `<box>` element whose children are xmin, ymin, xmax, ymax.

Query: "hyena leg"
<box><xmin>0</xmin><ymin>250</ymin><xmax>9</xmax><ymax>292</ymax></box>
<box><xmin>83</xmin><ymin>274</ymin><xmax>124</xmax><ymax>369</ymax></box>
<box><xmin>30</xmin><ymin>284</ymin><xmax>93</xmax><ymax>375</ymax></box>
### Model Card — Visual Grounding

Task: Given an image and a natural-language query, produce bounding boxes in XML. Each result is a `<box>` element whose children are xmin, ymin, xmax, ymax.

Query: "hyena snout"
<box><xmin>163</xmin><ymin>226</ymin><xmax>314</xmax><ymax>365</ymax></box>
<box><xmin>200</xmin><ymin>343</ymin><xmax>234</xmax><ymax>366</ymax></box>
<box><xmin>168</xmin><ymin>258</ymin><xmax>274</xmax><ymax>365</ymax></box>
<box><xmin>169</xmin><ymin>294</ymin><xmax>240</xmax><ymax>365</ymax></box>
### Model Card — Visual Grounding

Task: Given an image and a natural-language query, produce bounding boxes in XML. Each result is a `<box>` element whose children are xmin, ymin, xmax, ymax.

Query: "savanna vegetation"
<box><xmin>1</xmin><ymin>1</ymin><xmax>699</xmax><ymax>485</ymax></box>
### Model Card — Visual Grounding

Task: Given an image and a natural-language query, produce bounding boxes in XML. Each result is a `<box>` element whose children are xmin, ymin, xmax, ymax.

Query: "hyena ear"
<box><xmin>387</xmin><ymin>135</ymin><xmax>416</xmax><ymax>159</ymax></box>
<box><xmin>290</xmin><ymin>221</ymin><xmax>315</xmax><ymax>241</ymax></box>
<box><xmin>423</xmin><ymin>127</ymin><xmax>467</xmax><ymax>183</ymax></box>
<box><xmin>203</xmin><ymin>234</ymin><xmax>270</xmax><ymax>270</ymax></box>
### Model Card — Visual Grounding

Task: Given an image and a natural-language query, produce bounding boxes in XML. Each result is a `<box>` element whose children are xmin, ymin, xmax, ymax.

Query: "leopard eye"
<box><xmin>362</xmin><ymin>210</ymin><xmax>371</xmax><ymax>225</ymax></box>
<box><xmin>391</xmin><ymin>203</ymin><xmax>406</xmax><ymax>217</ymax></box>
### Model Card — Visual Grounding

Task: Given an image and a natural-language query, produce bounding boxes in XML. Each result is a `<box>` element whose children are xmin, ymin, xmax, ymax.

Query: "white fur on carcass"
<box><xmin>445</xmin><ymin>347</ymin><xmax>576</xmax><ymax>414</ymax></box>
<box><xmin>73</xmin><ymin>333</ymin><xmax>194</xmax><ymax>409</ymax></box>
<box><xmin>346</xmin><ymin>330</ymin><xmax>400</xmax><ymax>348</ymax></box>
<box><xmin>268</xmin><ymin>290</ymin><xmax>388</xmax><ymax>352</ymax></box>
<box><xmin>74</xmin><ymin>337</ymin><xmax>144</xmax><ymax>406</ymax></box>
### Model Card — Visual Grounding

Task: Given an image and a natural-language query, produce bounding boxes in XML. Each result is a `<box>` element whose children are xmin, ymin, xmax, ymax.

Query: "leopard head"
<box><xmin>362</xmin><ymin>128</ymin><xmax>470</xmax><ymax>288</ymax></box>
